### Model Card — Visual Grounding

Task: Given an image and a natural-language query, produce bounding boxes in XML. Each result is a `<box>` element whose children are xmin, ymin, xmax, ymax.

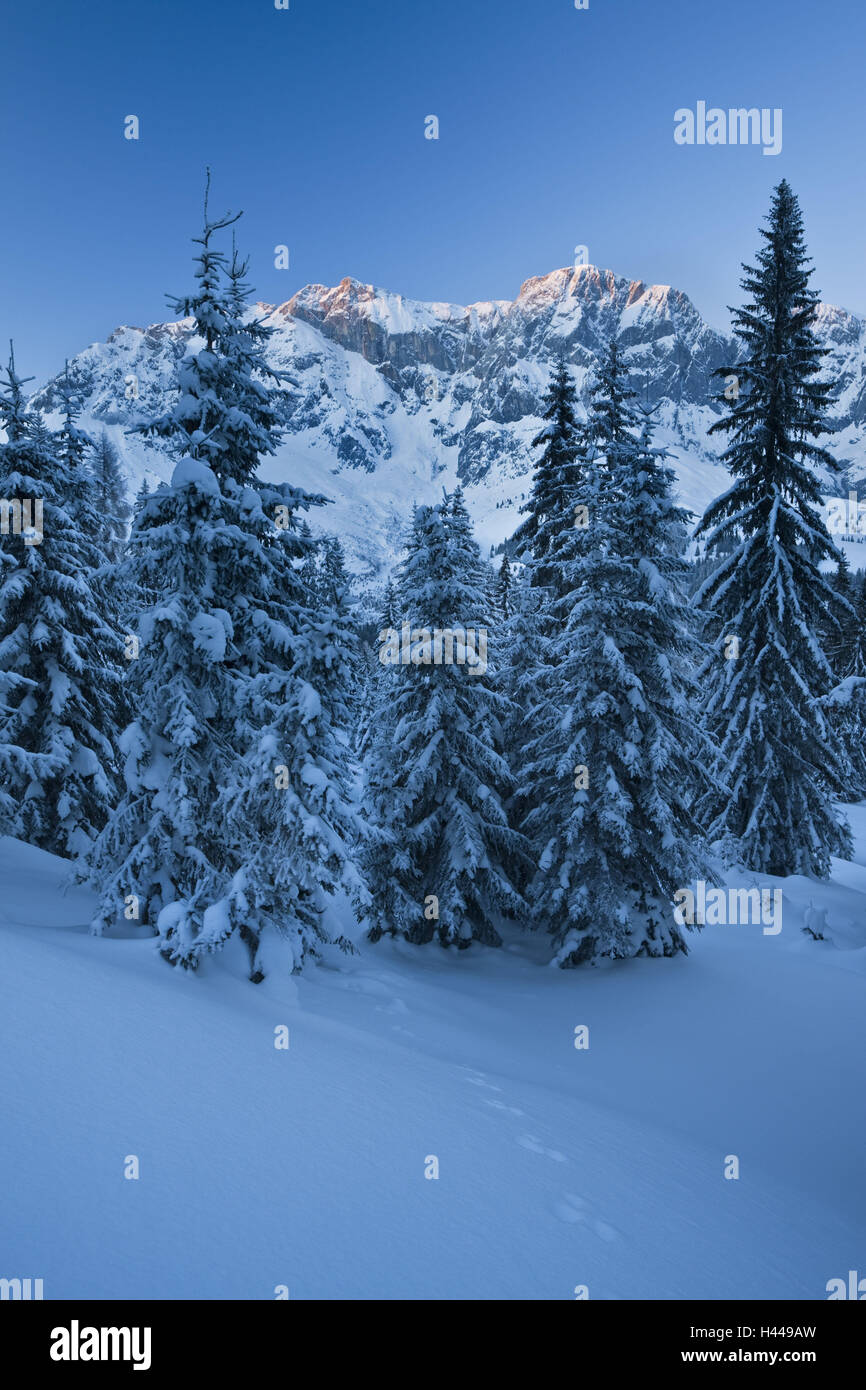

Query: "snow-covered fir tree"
<box><xmin>494</xmin><ymin>551</ymin><xmax>513</xmax><ymax>621</ymax></box>
<box><xmin>87</xmin><ymin>458</ymin><xmax>241</xmax><ymax>949</ymax></box>
<box><xmin>355</xmin><ymin>576</ymin><xmax>398</xmax><ymax>760</ymax></box>
<box><xmin>523</xmin><ymin>342</ymin><xmax>713</xmax><ymax>964</ymax></box>
<box><xmin>301</xmin><ymin>533</ymin><xmax>366</xmax><ymax>741</ymax></box>
<box><xmin>0</xmin><ymin>346</ymin><xmax>121</xmax><ymax>856</ymax></box>
<box><xmin>513</xmin><ymin>357</ymin><xmax>584</xmax><ymax>610</ymax></box>
<box><xmin>361</xmin><ymin>490</ymin><xmax>527</xmax><ymax>949</ymax></box>
<box><xmin>301</xmin><ymin>534</ymin><xmax>352</xmax><ymax>607</ymax></box>
<box><xmin>695</xmin><ymin>180</ymin><xmax>852</xmax><ymax>876</ymax></box>
<box><xmin>24</xmin><ymin>409</ymin><xmax>55</xmax><ymax>455</ymax></box>
<box><xmin>507</xmin><ymin>362</ymin><xmax>590</xmax><ymax>858</ymax></box>
<box><xmin>497</xmin><ymin>558</ymin><xmax>547</xmax><ymax>898</ymax></box>
<box><xmin>55</xmin><ymin>372</ymin><xmax>127</xmax><ymax>651</ymax></box>
<box><xmin>822</xmin><ymin>561</ymin><xmax>866</xmax><ymax>798</ymax></box>
<box><xmin>379</xmin><ymin>577</ymin><xmax>398</xmax><ymax>631</ymax></box>
<box><xmin>88</xmin><ymin>182</ymin><xmax>359</xmax><ymax>978</ymax></box>
<box><xmin>91</xmin><ymin>430</ymin><xmax>131</xmax><ymax>563</ymax></box>
<box><xmin>120</xmin><ymin>479</ymin><xmax>157</xmax><ymax>623</ymax></box>
<box><xmin>56</xmin><ymin>366</ymin><xmax>97</xmax><ymax>522</ymax></box>
<box><xmin>214</xmin><ymin>542</ymin><xmax>362</xmax><ymax>977</ymax></box>
<box><xmin>213</xmin><ymin>224</ymin><xmax>361</xmax><ymax>975</ymax></box>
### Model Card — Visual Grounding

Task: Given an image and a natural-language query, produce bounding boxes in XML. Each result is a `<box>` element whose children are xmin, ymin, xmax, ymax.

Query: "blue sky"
<box><xmin>2</xmin><ymin>0</ymin><xmax>863</xmax><ymax>384</ymax></box>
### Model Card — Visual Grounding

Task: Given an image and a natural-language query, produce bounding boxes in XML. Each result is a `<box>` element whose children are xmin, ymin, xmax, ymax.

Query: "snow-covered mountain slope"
<box><xmin>1</xmin><ymin>812</ymin><xmax>864</xmax><ymax>1298</ymax></box>
<box><xmin>30</xmin><ymin>265</ymin><xmax>866</xmax><ymax>576</ymax></box>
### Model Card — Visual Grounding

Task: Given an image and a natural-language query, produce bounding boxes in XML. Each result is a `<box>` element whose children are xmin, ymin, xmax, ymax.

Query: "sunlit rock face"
<box><xmin>30</xmin><ymin>265</ymin><xmax>866</xmax><ymax>575</ymax></box>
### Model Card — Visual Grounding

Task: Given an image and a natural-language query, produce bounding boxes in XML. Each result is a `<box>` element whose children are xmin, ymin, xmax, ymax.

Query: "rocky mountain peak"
<box><xmin>28</xmin><ymin>265</ymin><xmax>866</xmax><ymax>576</ymax></box>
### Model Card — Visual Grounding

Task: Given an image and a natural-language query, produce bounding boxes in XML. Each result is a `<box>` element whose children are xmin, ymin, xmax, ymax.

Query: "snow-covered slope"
<box><xmin>30</xmin><ymin>265</ymin><xmax>866</xmax><ymax>575</ymax></box>
<box><xmin>0</xmin><ymin>815</ymin><xmax>865</xmax><ymax>1299</ymax></box>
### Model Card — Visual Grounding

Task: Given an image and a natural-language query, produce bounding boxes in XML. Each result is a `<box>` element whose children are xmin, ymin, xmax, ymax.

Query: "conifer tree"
<box><xmin>513</xmin><ymin>357</ymin><xmax>584</xmax><ymax>605</ymax></box>
<box><xmin>0</xmin><ymin>346</ymin><xmax>121</xmax><ymax>855</ymax></box>
<box><xmin>88</xmin><ymin>458</ymin><xmax>240</xmax><ymax>946</ymax></box>
<box><xmin>507</xmin><ymin>361</ymin><xmax>591</xmax><ymax>851</ymax></box>
<box><xmin>121</xmin><ymin>480</ymin><xmax>157</xmax><ymax>622</ymax></box>
<box><xmin>25</xmin><ymin>410</ymin><xmax>55</xmax><ymax>455</ymax></box>
<box><xmin>56</xmin><ymin>366</ymin><xmax>95</xmax><ymax>507</ymax></box>
<box><xmin>319</xmin><ymin>535</ymin><xmax>352</xmax><ymax>605</ymax></box>
<box><xmin>526</xmin><ymin>343</ymin><xmax>712</xmax><ymax>963</ymax></box>
<box><xmin>379</xmin><ymin>578</ymin><xmax>398</xmax><ymax>631</ymax></box>
<box><xmin>494</xmin><ymin>551</ymin><xmax>512</xmax><ymax>622</ymax></box>
<box><xmin>695</xmin><ymin>181</ymin><xmax>852</xmax><ymax>876</ymax></box>
<box><xmin>213</xmin><ymin>224</ymin><xmax>361</xmax><ymax>975</ymax></box>
<box><xmin>499</xmin><ymin>560</ymin><xmax>541</xmax><ymax>783</ymax></box>
<box><xmin>88</xmin><ymin>181</ymin><xmax>359</xmax><ymax>977</ymax></box>
<box><xmin>92</xmin><ymin>431</ymin><xmax>132</xmax><ymax>562</ymax></box>
<box><xmin>823</xmin><ymin>561</ymin><xmax>866</xmax><ymax>798</ymax></box>
<box><xmin>355</xmin><ymin>577</ymin><xmax>398</xmax><ymax>760</ymax></box>
<box><xmin>361</xmin><ymin>492</ymin><xmax>527</xmax><ymax>948</ymax></box>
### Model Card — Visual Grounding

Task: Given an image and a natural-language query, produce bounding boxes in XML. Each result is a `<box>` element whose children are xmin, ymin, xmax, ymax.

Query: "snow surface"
<box><xmin>1</xmin><ymin>815</ymin><xmax>864</xmax><ymax>1300</ymax></box>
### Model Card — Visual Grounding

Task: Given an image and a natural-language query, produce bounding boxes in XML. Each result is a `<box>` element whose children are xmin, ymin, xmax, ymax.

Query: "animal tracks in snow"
<box><xmin>462</xmin><ymin>1070</ymin><xmax>502</xmax><ymax>1093</ymax></box>
<box><xmin>553</xmin><ymin>1192</ymin><xmax>619</xmax><ymax>1241</ymax></box>
<box><xmin>461</xmin><ymin>1067</ymin><xmax>622</xmax><ymax>1247</ymax></box>
<box><xmin>484</xmin><ymin>1098</ymin><xmax>524</xmax><ymax>1117</ymax></box>
<box><xmin>518</xmin><ymin>1133</ymin><xmax>567</xmax><ymax>1162</ymax></box>
<box><xmin>463</xmin><ymin>1071</ymin><xmax>567</xmax><ymax>1160</ymax></box>
<box><xmin>465</xmin><ymin>1071</ymin><xmax>590</xmax><ymax>1187</ymax></box>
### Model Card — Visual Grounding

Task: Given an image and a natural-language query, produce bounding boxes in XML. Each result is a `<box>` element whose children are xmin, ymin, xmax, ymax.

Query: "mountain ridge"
<box><xmin>29</xmin><ymin>264</ymin><xmax>866</xmax><ymax>576</ymax></box>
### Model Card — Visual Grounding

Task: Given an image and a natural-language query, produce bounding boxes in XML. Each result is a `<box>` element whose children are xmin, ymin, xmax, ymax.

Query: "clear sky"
<box><xmin>2</xmin><ymin>0</ymin><xmax>863</xmax><ymax>385</ymax></box>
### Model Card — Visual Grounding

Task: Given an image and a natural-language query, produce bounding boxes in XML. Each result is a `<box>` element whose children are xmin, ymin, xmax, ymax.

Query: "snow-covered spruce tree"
<box><xmin>208</xmin><ymin>228</ymin><xmax>361</xmax><ymax>977</ymax></box>
<box><xmin>379</xmin><ymin>577</ymin><xmax>398</xmax><ymax>631</ymax></box>
<box><xmin>89</xmin><ymin>182</ymin><xmax>359</xmax><ymax>977</ymax></box>
<box><xmin>298</xmin><ymin>535</ymin><xmax>358</xmax><ymax>671</ymax></box>
<box><xmin>361</xmin><ymin>491</ymin><xmax>528</xmax><ymax>948</ymax></box>
<box><xmin>87</xmin><ymin>460</ymin><xmax>242</xmax><ymax>950</ymax></box>
<box><xmin>120</xmin><ymin>479</ymin><xmax>158</xmax><ymax>624</ymax></box>
<box><xmin>823</xmin><ymin>556</ymin><xmax>860</xmax><ymax>678</ymax></box>
<box><xmin>845</xmin><ymin>573</ymin><xmax>866</xmax><ymax>682</ymax></box>
<box><xmin>55</xmin><ymin>369</ymin><xmax>128</xmax><ymax>654</ymax></box>
<box><xmin>85</xmin><ymin>179</ymin><xmax>247</xmax><ymax>947</ymax></box>
<box><xmin>56</xmin><ymin>366</ymin><xmax>97</xmax><ymax>521</ymax></box>
<box><xmin>24</xmin><ymin>409</ymin><xmax>56</xmax><ymax>455</ymax></box>
<box><xmin>306</xmin><ymin>534</ymin><xmax>366</xmax><ymax>741</ymax></box>
<box><xmin>821</xmin><ymin>561</ymin><xmax>866</xmax><ymax>798</ymax></box>
<box><xmin>513</xmin><ymin>357</ymin><xmax>585</xmax><ymax>610</ymax></box>
<box><xmin>508</xmin><ymin>361</ymin><xmax>591</xmax><ymax>857</ymax></box>
<box><xmin>494</xmin><ymin>551</ymin><xmax>512</xmax><ymax>622</ymax></box>
<box><xmin>297</xmin><ymin>524</ymin><xmax>325</xmax><ymax>603</ymax></box>
<box><xmin>497</xmin><ymin>558</ymin><xmax>552</xmax><ymax>899</ymax></box>
<box><xmin>213</xmin><ymin>550</ymin><xmax>362</xmax><ymax>978</ymax></box>
<box><xmin>355</xmin><ymin>577</ymin><xmax>398</xmax><ymax>761</ymax></box>
<box><xmin>499</xmin><ymin>558</ymin><xmax>542</xmax><ymax>742</ymax></box>
<box><xmin>525</xmin><ymin>341</ymin><xmax>713</xmax><ymax>964</ymax></box>
<box><xmin>695</xmin><ymin>180</ymin><xmax>852</xmax><ymax>876</ymax></box>
<box><xmin>301</xmin><ymin>533</ymin><xmax>353</xmax><ymax>608</ymax></box>
<box><xmin>0</xmin><ymin>346</ymin><xmax>121</xmax><ymax>855</ymax></box>
<box><xmin>91</xmin><ymin>430</ymin><xmax>132</xmax><ymax>563</ymax></box>
<box><xmin>136</xmin><ymin>190</ymin><xmax>241</xmax><ymax>482</ymax></box>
